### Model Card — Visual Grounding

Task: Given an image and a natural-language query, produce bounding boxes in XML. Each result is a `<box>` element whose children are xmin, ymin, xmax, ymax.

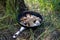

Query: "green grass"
<box><xmin>0</xmin><ymin>0</ymin><xmax>60</xmax><ymax>40</ymax></box>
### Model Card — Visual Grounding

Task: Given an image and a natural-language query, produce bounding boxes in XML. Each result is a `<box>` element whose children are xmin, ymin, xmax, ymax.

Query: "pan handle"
<box><xmin>13</xmin><ymin>27</ymin><xmax>25</xmax><ymax>38</ymax></box>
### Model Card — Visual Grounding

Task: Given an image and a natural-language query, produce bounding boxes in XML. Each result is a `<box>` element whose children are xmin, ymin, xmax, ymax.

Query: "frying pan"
<box><xmin>13</xmin><ymin>11</ymin><xmax>43</xmax><ymax>38</ymax></box>
<box><xmin>17</xmin><ymin>11</ymin><xmax>43</xmax><ymax>28</ymax></box>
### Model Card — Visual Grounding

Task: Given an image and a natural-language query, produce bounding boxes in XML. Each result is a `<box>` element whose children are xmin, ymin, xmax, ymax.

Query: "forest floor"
<box><xmin>0</xmin><ymin>0</ymin><xmax>60</xmax><ymax>40</ymax></box>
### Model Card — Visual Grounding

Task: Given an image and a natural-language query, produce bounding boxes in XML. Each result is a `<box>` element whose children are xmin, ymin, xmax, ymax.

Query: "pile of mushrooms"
<box><xmin>20</xmin><ymin>14</ymin><xmax>41</xmax><ymax>27</ymax></box>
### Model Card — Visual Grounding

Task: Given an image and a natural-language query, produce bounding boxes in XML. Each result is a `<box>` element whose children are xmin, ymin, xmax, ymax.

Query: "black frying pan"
<box><xmin>13</xmin><ymin>11</ymin><xmax>43</xmax><ymax>38</ymax></box>
<box><xmin>17</xmin><ymin>11</ymin><xmax>43</xmax><ymax>28</ymax></box>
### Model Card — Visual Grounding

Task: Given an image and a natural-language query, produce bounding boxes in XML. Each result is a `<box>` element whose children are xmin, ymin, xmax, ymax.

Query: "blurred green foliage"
<box><xmin>0</xmin><ymin>0</ymin><xmax>60</xmax><ymax>40</ymax></box>
<box><xmin>0</xmin><ymin>0</ymin><xmax>18</xmax><ymax>30</ymax></box>
<box><xmin>24</xmin><ymin>0</ymin><xmax>60</xmax><ymax>40</ymax></box>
